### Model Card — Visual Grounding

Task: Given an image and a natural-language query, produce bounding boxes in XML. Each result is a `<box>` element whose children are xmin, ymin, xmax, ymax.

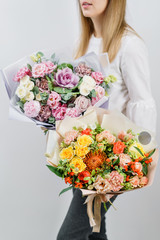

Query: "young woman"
<box><xmin>57</xmin><ymin>1</ymin><xmax>157</xmax><ymax>239</ymax></box>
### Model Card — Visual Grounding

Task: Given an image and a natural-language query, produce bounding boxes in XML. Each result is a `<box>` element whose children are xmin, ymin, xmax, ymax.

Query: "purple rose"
<box><xmin>55</xmin><ymin>67</ymin><xmax>79</xmax><ymax>89</ymax></box>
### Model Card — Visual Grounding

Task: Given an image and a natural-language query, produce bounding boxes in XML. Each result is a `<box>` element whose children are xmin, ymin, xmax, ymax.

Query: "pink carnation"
<box><xmin>92</xmin><ymin>85</ymin><xmax>105</xmax><ymax>105</ymax></box>
<box><xmin>108</xmin><ymin>171</ymin><xmax>124</xmax><ymax>192</ymax></box>
<box><xmin>91</xmin><ymin>72</ymin><xmax>104</xmax><ymax>85</ymax></box>
<box><xmin>119</xmin><ymin>153</ymin><xmax>132</xmax><ymax>169</ymax></box>
<box><xmin>47</xmin><ymin>91</ymin><xmax>61</xmax><ymax>109</ymax></box>
<box><xmin>64</xmin><ymin>130</ymin><xmax>79</xmax><ymax>145</ymax></box>
<box><xmin>129</xmin><ymin>176</ymin><xmax>140</xmax><ymax>188</ymax></box>
<box><xmin>24</xmin><ymin>100</ymin><xmax>41</xmax><ymax>118</ymax></box>
<box><xmin>44</xmin><ymin>61</ymin><xmax>57</xmax><ymax>74</ymax></box>
<box><xmin>52</xmin><ymin>105</ymin><xmax>67</xmax><ymax>120</ymax></box>
<box><xmin>32</xmin><ymin>63</ymin><xmax>46</xmax><ymax>78</ymax></box>
<box><xmin>139</xmin><ymin>176</ymin><xmax>148</xmax><ymax>186</ymax></box>
<box><xmin>74</xmin><ymin>96</ymin><xmax>91</xmax><ymax>113</ymax></box>
<box><xmin>13</xmin><ymin>67</ymin><xmax>31</xmax><ymax>82</ymax></box>
<box><xmin>66</xmin><ymin>108</ymin><xmax>81</xmax><ymax>118</ymax></box>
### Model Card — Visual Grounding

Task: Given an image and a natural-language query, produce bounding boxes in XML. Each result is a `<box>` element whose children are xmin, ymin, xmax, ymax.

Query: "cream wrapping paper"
<box><xmin>45</xmin><ymin>106</ymin><xmax>159</xmax><ymax>232</ymax></box>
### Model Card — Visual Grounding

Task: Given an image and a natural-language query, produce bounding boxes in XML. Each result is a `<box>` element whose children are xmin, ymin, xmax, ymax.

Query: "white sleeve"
<box><xmin>120</xmin><ymin>35</ymin><xmax>157</xmax><ymax>134</ymax></box>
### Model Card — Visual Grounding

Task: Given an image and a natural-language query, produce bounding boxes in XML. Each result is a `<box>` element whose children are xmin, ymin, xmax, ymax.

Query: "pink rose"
<box><xmin>101</xmin><ymin>130</ymin><xmax>116</xmax><ymax>144</ymax></box>
<box><xmin>134</xmin><ymin>162</ymin><xmax>143</xmax><ymax>172</ymax></box>
<box><xmin>32</xmin><ymin>63</ymin><xmax>46</xmax><ymax>78</ymax></box>
<box><xmin>24</xmin><ymin>100</ymin><xmax>41</xmax><ymax>118</ymax></box>
<box><xmin>52</xmin><ymin>105</ymin><xmax>67</xmax><ymax>120</ymax></box>
<box><xmin>91</xmin><ymin>72</ymin><xmax>104</xmax><ymax>85</ymax></box>
<box><xmin>13</xmin><ymin>67</ymin><xmax>31</xmax><ymax>82</ymax></box>
<box><xmin>139</xmin><ymin>176</ymin><xmax>148</xmax><ymax>186</ymax></box>
<box><xmin>92</xmin><ymin>85</ymin><xmax>105</xmax><ymax>105</ymax></box>
<box><xmin>64</xmin><ymin>130</ymin><xmax>79</xmax><ymax>145</ymax></box>
<box><xmin>129</xmin><ymin>176</ymin><xmax>140</xmax><ymax>188</ymax></box>
<box><xmin>108</xmin><ymin>171</ymin><xmax>124</xmax><ymax>192</ymax></box>
<box><xmin>47</xmin><ymin>91</ymin><xmax>61</xmax><ymax>109</ymax></box>
<box><xmin>74</xmin><ymin>96</ymin><xmax>91</xmax><ymax>113</ymax></box>
<box><xmin>66</xmin><ymin>108</ymin><xmax>81</xmax><ymax>118</ymax></box>
<box><xmin>118</xmin><ymin>130</ymin><xmax>133</xmax><ymax>142</ymax></box>
<box><xmin>119</xmin><ymin>153</ymin><xmax>132</xmax><ymax>169</ymax></box>
<box><xmin>44</xmin><ymin>61</ymin><xmax>57</xmax><ymax>74</ymax></box>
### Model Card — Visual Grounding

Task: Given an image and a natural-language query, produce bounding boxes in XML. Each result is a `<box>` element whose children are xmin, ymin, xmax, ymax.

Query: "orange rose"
<box><xmin>113</xmin><ymin>141</ymin><xmax>126</xmax><ymax>154</ymax></box>
<box><xmin>78</xmin><ymin>171</ymin><xmax>90</xmax><ymax>183</ymax></box>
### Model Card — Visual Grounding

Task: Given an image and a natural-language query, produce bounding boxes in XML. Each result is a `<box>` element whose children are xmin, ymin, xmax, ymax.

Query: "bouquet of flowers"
<box><xmin>45</xmin><ymin>107</ymin><xmax>158</xmax><ymax>232</ymax></box>
<box><xmin>1</xmin><ymin>51</ymin><xmax>116</xmax><ymax>129</ymax></box>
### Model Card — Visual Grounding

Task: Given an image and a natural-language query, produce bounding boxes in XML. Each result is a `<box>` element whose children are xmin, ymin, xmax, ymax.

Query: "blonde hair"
<box><xmin>74</xmin><ymin>0</ymin><xmax>138</xmax><ymax>62</ymax></box>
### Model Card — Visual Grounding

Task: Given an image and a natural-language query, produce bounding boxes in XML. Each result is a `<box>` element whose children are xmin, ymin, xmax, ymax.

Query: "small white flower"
<box><xmin>25</xmin><ymin>91</ymin><xmax>34</xmax><ymax>101</ymax></box>
<box><xmin>20</xmin><ymin>75</ymin><xmax>30</xmax><ymax>85</ymax></box>
<box><xmin>79</xmin><ymin>76</ymin><xmax>96</xmax><ymax>96</ymax></box>
<box><xmin>36</xmin><ymin>93</ymin><xmax>42</xmax><ymax>101</ymax></box>
<box><xmin>16</xmin><ymin>86</ymin><xmax>27</xmax><ymax>99</ymax></box>
<box><xmin>25</xmin><ymin>81</ymin><xmax>34</xmax><ymax>91</ymax></box>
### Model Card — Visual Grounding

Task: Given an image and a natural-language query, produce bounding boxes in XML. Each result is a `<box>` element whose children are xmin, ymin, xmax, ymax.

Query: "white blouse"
<box><xmin>86</xmin><ymin>32</ymin><xmax>157</xmax><ymax>134</ymax></box>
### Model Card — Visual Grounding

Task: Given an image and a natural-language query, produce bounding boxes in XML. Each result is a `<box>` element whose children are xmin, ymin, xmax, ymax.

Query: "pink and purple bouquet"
<box><xmin>1</xmin><ymin>51</ymin><xmax>116</xmax><ymax>129</ymax></box>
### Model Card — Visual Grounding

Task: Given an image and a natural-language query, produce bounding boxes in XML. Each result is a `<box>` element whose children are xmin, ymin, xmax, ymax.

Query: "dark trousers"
<box><xmin>57</xmin><ymin>188</ymin><xmax>117</xmax><ymax>240</ymax></box>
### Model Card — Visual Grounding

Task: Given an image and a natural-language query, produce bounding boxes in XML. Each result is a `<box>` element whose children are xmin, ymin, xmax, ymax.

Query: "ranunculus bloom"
<box><xmin>64</xmin><ymin>130</ymin><xmax>79</xmax><ymax>145</ymax></box>
<box><xmin>74</xmin><ymin>96</ymin><xmax>91</xmax><ymax>113</ymax></box>
<box><xmin>129</xmin><ymin>176</ymin><xmax>140</xmax><ymax>188</ymax></box>
<box><xmin>32</xmin><ymin>63</ymin><xmax>46</xmax><ymax>78</ymax></box>
<box><xmin>91</xmin><ymin>85</ymin><xmax>105</xmax><ymax>105</ymax></box>
<box><xmin>44</xmin><ymin>61</ymin><xmax>57</xmax><ymax>74</ymax></box>
<box><xmin>93</xmin><ymin>175</ymin><xmax>113</xmax><ymax>194</ymax></box>
<box><xmin>139</xmin><ymin>176</ymin><xmax>148</xmax><ymax>186</ymax></box>
<box><xmin>52</xmin><ymin>106</ymin><xmax>67</xmax><ymax>120</ymax></box>
<box><xmin>91</xmin><ymin>71</ymin><xmax>104</xmax><ymax>85</ymax></box>
<box><xmin>24</xmin><ymin>100</ymin><xmax>41</xmax><ymax>118</ymax></box>
<box><xmin>78</xmin><ymin>171</ymin><xmax>90</xmax><ymax>183</ymax></box>
<box><xmin>47</xmin><ymin>91</ymin><xmax>61</xmax><ymax>109</ymax></box>
<box><xmin>119</xmin><ymin>153</ymin><xmax>132</xmax><ymax>169</ymax></box>
<box><xmin>13</xmin><ymin>67</ymin><xmax>31</xmax><ymax>82</ymax></box>
<box><xmin>66</xmin><ymin>108</ymin><xmax>81</xmax><ymax>118</ymax></box>
<box><xmin>55</xmin><ymin>67</ymin><xmax>79</xmax><ymax>88</ymax></box>
<box><xmin>108</xmin><ymin>171</ymin><xmax>124</xmax><ymax>191</ymax></box>
<box><xmin>113</xmin><ymin>141</ymin><xmax>126</xmax><ymax>154</ymax></box>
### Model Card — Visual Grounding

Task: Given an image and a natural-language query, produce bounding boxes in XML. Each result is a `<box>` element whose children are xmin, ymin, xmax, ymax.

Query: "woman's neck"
<box><xmin>91</xmin><ymin>15</ymin><xmax>104</xmax><ymax>38</ymax></box>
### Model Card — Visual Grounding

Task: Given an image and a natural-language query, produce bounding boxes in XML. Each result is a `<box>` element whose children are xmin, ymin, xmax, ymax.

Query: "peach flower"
<box><xmin>129</xmin><ymin>176</ymin><xmax>140</xmax><ymax>188</ymax></box>
<box><xmin>119</xmin><ymin>153</ymin><xmax>132</xmax><ymax>169</ymax></box>
<box><xmin>139</xmin><ymin>176</ymin><xmax>148</xmax><ymax>186</ymax></box>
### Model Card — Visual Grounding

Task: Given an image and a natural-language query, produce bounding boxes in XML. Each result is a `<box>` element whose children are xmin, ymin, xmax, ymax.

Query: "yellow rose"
<box><xmin>75</xmin><ymin>145</ymin><xmax>90</xmax><ymax>158</ymax></box>
<box><xmin>128</xmin><ymin>142</ymin><xmax>145</xmax><ymax>158</ymax></box>
<box><xmin>77</xmin><ymin>135</ymin><xmax>93</xmax><ymax>147</ymax></box>
<box><xmin>70</xmin><ymin>157</ymin><xmax>86</xmax><ymax>173</ymax></box>
<box><xmin>59</xmin><ymin>146</ymin><xmax>74</xmax><ymax>160</ymax></box>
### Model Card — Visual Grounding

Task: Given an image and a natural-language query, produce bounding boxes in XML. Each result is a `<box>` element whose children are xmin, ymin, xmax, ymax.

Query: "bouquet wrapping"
<box><xmin>1</xmin><ymin>51</ymin><xmax>115</xmax><ymax>129</ymax></box>
<box><xmin>45</xmin><ymin>106</ymin><xmax>158</xmax><ymax>232</ymax></box>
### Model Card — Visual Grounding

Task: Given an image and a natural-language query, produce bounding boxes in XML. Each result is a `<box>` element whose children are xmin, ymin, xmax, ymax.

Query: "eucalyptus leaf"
<box><xmin>53</xmin><ymin>87</ymin><xmax>72</xmax><ymax>94</ymax></box>
<box><xmin>59</xmin><ymin>186</ymin><xmax>73</xmax><ymax>196</ymax></box>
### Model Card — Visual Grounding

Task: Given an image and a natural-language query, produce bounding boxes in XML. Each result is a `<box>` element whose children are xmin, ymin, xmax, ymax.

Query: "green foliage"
<box><xmin>59</xmin><ymin>186</ymin><xmax>73</xmax><ymax>196</ymax></box>
<box><xmin>53</xmin><ymin>87</ymin><xmax>72</xmax><ymax>94</ymax></box>
<box><xmin>27</xmin><ymin>64</ymin><xmax>32</xmax><ymax>71</ymax></box>
<box><xmin>142</xmin><ymin>163</ymin><xmax>148</xmax><ymax>176</ymax></box>
<box><xmin>32</xmin><ymin>86</ymin><xmax>39</xmax><ymax>96</ymax></box>
<box><xmin>134</xmin><ymin>146</ymin><xmax>144</xmax><ymax>156</ymax></box>
<box><xmin>46</xmin><ymin>76</ymin><xmax>54</xmax><ymax>91</ymax></box>
<box><xmin>57</xmin><ymin>63</ymin><xmax>73</xmax><ymax>71</ymax></box>
<box><xmin>48</xmin><ymin>117</ymin><xmax>55</xmax><ymax>124</ymax></box>
<box><xmin>147</xmin><ymin>149</ymin><xmax>156</xmax><ymax>158</ymax></box>
<box><xmin>46</xmin><ymin>165</ymin><xmax>62</xmax><ymax>177</ymax></box>
<box><xmin>17</xmin><ymin>101</ymin><xmax>25</xmax><ymax>112</ymax></box>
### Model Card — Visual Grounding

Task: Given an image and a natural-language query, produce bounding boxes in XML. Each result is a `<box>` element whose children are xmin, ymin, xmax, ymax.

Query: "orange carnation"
<box><xmin>113</xmin><ymin>141</ymin><xmax>126</xmax><ymax>154</ymax></box>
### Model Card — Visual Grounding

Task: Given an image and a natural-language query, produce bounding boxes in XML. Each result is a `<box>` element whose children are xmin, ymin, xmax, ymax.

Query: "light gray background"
<box><xmin>0</xmin><ymin>1</ymin><xmax>159</xmax><ymax>240</ymax></box>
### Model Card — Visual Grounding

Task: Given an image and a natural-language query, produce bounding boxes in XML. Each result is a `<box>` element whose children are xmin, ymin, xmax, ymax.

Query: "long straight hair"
<box><xmin>74</xmin><ymin>0</ymin><xmax>138</xmax><ymax>62</ymax></box>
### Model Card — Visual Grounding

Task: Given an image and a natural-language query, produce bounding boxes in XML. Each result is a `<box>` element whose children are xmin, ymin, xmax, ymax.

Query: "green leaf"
<box><xmin>113</xmin><ymin>157</ymin><xmax>120</xmax><ymax>166</ymax></box>
<box><xmin>32</xmin><ymin>86</ymin><xmax>39</xmax><ymax>95</ymax></box>
<box><xmin>61</xmin><ymin>93</ymin><xmax>73</xmax><ymax>101</ymax></box>
<box><xmin>104</xmin><ymin>169</ymin><xmax>110</xmax><ymax>175</ymax></box>
<box><xmin>103</xmin><ymin>202</ymin><xmax>108</xmax><ymax>212</ymax></box>
<box><xmin>91</xmin><ymin>170</ymin><xmax>96</xmax><ymax>176</ymax></box>
<box><xmin>17</xmin><ymin>101</ymin><xmax>24</xmax><ymax>112</ymax></box>
<box><xmin>83</xmin><ymin>177</ymin><xmax>90</xmax><ymax>181</ymax></box>
<box><xmin>40</xmin><ymin>92</ymin><xmax>49</xmax><ymax>101</ymax></box>
<box><xmin>134</xmin><ymin>146</ymin><xmax>144</xmax><ymax>156</ymax></box>
<box><xmin>59</xmin><ymin>186</ymin><xmax>73</xmax><ymax>196</ymax></box>
<box><xmin>36</xmin><ymin>52</ymin><xmax>44</xmax><ymax>58</ymax></box>
<box><xmin>57</xmin><ymin>63</ymin><xmax>73</xmax><ymax>71</ymax></box>
<box><xmin>27</xmin><ymin>64</ymin><xmax>32</xmax><ymax>71</ymax></box>
<box><xmin>142</xmin><ymin>163</ymin><xmax>148</xmax><ymax>176</ymax></box>
<box><xmin>53</xmin><ymin>87</ymin><xmax>72</xmax><ymax>94</ymax></box>
<box><xmin>147</xmin><ymin>149</ymin><xmax>156</xmax><ymax>158</ymax></box>
<box><xmin>46</xmin><ymin>165</ymin><xmax>62</xmax><ymax>177</ymax></box>
<box><xmin>48</xmin><ymin>117</ymin><xmax>55</xmax><ymax>124</ymax></box>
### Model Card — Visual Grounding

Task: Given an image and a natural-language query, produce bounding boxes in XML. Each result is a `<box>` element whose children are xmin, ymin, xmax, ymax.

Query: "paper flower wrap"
<box><xmin>1</xmin><ymin>50</ymin><xmax>114</xmax><ymax>129</ymax></box>
<box><xmin>45</xmin><ymin>106</ymin><xmax>159</xmax><ymax>232</ymax></box>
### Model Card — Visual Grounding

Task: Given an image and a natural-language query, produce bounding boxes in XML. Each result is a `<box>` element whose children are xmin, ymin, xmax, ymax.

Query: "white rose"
<box><xmin>15</xmin><ymin>86</ymin><xmax>27</xmax><ymax>99</ymax></box>
<box><xmin>25</xmin><ymin>81</ymin><xmax>34</xmax><ymax>91</ymax></box>
<box><xmin>36</xmin><ymin>93</ymin><xmax>42</xmax><ymax>101</ymax></box>
<box><xmin>25</xmin><ymin>91</ymin><xmax>34</xmax><ymax>101</ymax></box>
<box><xmin>79</xmin><ymin>76</ymin><xmax>96</xmax><ymax>96</ymax></box>
<box><xmin>20</xmin><ymin>75</ymin><xmax>30</xmax><ymax>85</ymax></box>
